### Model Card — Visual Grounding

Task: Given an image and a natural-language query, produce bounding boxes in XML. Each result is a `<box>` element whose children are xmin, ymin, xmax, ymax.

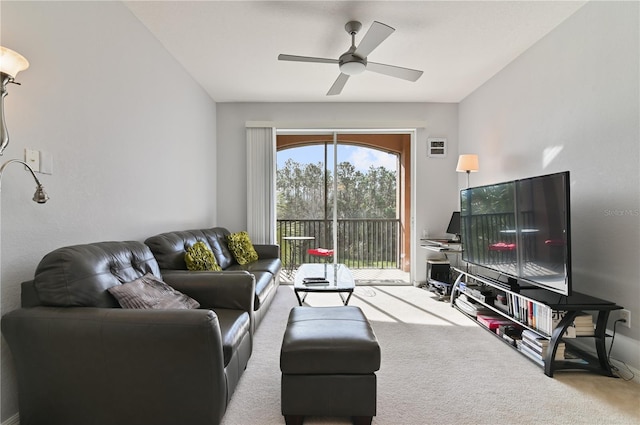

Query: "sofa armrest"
<box><xmin>161</xmin><ymin>270</ymin><xmax>255</xmax><ymax>313</ymax></box>
<box><xmin>253</xmin><ymin>244</ymin><xmax>280</xmax><ymax>259</ymax></box>
<box><xmin>1</xmin><ymin>307</ymin><xmax>227</xmax><ymax>425</ymax></box>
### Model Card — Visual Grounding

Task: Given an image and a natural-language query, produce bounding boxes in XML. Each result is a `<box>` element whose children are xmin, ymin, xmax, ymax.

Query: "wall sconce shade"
<box><xmin>0</xmin><ymin>46</ymin><xmax>30</xmax><ymax>156</ymax></box>
<box><xmin>0</xmin><ymin>47</ymin><xmax>30</xmax><ymax>79</ymax></box>
<box><xmin>456</xmin><ymin>154</ymin><xmax>479</xmax><ymax>173</ymax></box>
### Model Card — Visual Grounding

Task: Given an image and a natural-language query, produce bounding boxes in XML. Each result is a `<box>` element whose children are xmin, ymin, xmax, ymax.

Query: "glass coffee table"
<box><xmin>293</xmin><ymin>263</ymin><xmax>355</xmax><ymax>306</ymax></box>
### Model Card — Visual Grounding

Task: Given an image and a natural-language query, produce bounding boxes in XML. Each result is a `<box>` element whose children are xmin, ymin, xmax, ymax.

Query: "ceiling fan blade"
<box><xmin>327</xmin><ymin>73</ymin><xmax>350</xmax><ymax>96</ymax></box>
<box><xmin>366</xmin><ymin>62</ymin><xmax>424</xmax><ymax>82</ymax></box>
<box><xmin>278</xmin><ymin>54</ymin><xmax>338</xmax><ymax>64</ymax></box>
<box><xmin>354</xmin><ymin>21</ymin><xmax>395</xmax><ymax>58</ymax></box>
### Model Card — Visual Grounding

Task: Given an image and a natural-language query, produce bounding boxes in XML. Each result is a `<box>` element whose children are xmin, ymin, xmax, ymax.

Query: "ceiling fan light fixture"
<box><xmin>339</xmin><ymin>51</ymin><xmax>366</xmax><ymax>76</ymax></box>
<box><xmin>340</xmin><ymin>60</ymin><xmax>366</xmax><ymax>75</ymax></box>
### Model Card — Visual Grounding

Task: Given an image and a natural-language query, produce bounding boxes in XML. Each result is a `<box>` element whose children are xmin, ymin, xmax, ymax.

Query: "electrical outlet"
<box><xmin>619</xmin><ymin>309</ymin><xmax>631</xmax><ymax>328</ymax></box>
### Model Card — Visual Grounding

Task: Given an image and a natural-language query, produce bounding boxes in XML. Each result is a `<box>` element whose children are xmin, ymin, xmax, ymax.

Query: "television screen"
<box><xmin>460</xmin><ymin>171</ymin><xmax>571</xmax><ymax>296</ymax></box>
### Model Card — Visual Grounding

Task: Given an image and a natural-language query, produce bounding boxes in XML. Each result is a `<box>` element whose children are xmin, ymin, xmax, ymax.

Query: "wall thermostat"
<box><xmin>427</xmin><ymin>138</ymin><xmax>447</xmax><ymax>158</ymax></box>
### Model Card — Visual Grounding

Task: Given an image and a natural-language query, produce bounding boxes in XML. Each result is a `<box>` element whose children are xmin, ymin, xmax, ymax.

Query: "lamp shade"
<box><xmin>0</xmin><ymin>46</ymin><xmax>29</xmax><ymax>79</ymax></box>
<box><xmin>456</xmin><ymin>154</ymin><xmax>479</xmax><ymax>173</ymax></box>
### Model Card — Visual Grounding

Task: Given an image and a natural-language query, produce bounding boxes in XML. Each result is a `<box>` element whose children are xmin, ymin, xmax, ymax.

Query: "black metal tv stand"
<box><xmin>450</xmin><ymin>268</ymin><xmax>623</xmax><ymax>377</ymax></box>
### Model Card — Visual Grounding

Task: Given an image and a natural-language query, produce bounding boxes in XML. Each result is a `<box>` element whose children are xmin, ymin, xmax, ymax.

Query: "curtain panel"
<box><xmin>246</xmin><ymin>127</ymin><xmax>276</xmax><ymax>244</ymax></box>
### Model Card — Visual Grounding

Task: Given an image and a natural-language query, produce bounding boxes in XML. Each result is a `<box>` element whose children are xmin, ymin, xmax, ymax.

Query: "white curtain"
<box><xmin>246</xmin><ymin>127</ymin><xmax>276</xmax><ymax>244</ymax></box>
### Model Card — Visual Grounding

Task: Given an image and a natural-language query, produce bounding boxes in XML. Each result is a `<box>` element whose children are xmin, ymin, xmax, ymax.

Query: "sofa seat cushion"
<box><xmin>222</xmin><ymin>268</ymin><xmax>274</xmax><ymax>310</ymax></box>
<box><xmin>225</xmin><ymin>258</ymin><xmax>281</xmax><ymax>277</ymax></box>
<box><xmin>214</xmin><ymin>309</ymin><xmax>251</xmax><ymax>367</ymax></box>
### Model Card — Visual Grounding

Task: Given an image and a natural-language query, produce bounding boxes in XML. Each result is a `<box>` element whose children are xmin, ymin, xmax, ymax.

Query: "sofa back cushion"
<box><xmin>202</xmin><ymin>227</ymin><xmax>236</xmax><ymax>269</ymax></box>
<box><xmin>34</xmin><ymin>241</ymin><xmax>162</xmax><ymax>308</ymax></box>
<box><xmin>145</xmin><ymin>227</ymin><xmax>236</xmax><ymax>271</ymax></box>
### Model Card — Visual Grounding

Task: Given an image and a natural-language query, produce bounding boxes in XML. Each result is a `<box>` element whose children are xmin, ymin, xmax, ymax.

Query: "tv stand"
<box><xmin>450</xmin><ymin>268</ymin><xmax>623</xmax><ymax>377</ymax></box>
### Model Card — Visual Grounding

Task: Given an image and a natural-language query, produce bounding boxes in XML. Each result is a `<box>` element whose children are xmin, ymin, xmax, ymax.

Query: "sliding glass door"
<box><xmin>276</xmin><ymin>131</ymin><xmax>408</xmax><ymax>281</ymax></box>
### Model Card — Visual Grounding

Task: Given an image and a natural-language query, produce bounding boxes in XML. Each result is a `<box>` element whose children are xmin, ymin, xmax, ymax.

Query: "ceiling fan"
<box><xmin>278</xmin><ymin>20</ymin><xmax>424</xmax><ymax>96</ymax></box>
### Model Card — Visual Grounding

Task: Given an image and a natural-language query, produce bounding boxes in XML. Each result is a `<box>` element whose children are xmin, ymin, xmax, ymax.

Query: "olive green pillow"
<box><xmin>227</xmin><ymin>231</ymin><xmax>259</xmax><ymax>265</ymax></box>
<box><xmin>185</xmin><ymin>241</ymin><xmax>222</xmax><ymax>271</ymax></box>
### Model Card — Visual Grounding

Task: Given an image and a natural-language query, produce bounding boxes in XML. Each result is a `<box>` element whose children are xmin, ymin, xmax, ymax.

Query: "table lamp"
<box><xmin>456</xmin><ymin>154</ymin><xmax>479</xmax><ymax>188</ymax></box>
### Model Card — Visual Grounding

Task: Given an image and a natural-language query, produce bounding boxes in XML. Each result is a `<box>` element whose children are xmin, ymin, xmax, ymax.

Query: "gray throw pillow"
<box><xmin>108</xmin><ymin>273</ymin><xmax>200</xmax><ymax>310</ymax></box>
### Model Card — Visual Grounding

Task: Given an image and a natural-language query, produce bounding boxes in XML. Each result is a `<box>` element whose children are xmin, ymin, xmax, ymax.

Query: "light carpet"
<box><xmin>220</xmin><ymin>285</ymin><xmax>640</xmax><ymax>425</ymax></box>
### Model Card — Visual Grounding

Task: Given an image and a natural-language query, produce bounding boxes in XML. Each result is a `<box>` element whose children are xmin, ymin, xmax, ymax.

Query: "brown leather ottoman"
<box><xmin>280</xmin><ymin>306</ymin><xmax>381</xmax><ymax>425</ymax></box>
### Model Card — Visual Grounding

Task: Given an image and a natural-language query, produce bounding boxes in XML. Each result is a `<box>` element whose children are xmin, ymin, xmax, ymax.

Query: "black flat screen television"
<box><xmin>460</xmin><ymin>171</ymin><xmax>572</xmax><ymax>296</ymax></box>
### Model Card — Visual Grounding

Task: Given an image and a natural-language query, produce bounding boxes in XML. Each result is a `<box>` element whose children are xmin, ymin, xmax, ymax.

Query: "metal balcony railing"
<box><xmin>277</xmin><ymin>219</ymin><xmax>401</xmax><ymax>270</ymax></box>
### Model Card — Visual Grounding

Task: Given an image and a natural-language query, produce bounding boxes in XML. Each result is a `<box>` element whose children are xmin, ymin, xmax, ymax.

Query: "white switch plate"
<box><xmin>25</xmin><ymin>148</ymin><xmax>40</xmax><ymax>173</ymax></box>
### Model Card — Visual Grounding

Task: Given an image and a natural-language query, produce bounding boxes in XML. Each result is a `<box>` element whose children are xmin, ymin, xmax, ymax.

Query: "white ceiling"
<box><xmin>124</xmin><ymin>1</ymin><xmax>586</xmax><ymax>103</ymax></box>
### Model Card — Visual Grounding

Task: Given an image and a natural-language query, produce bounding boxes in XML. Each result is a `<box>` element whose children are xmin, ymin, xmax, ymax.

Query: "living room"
<box><xmin>1</xmin><ymin>1</ymin><xmax>638</xmax><ymax>424</ymax></box>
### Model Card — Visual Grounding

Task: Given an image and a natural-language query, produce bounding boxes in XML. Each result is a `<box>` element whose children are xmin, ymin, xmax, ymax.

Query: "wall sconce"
<box><xmin>456</xmin><ymin>154</ymin><xmax>479</xmax><ymax>188</ymax></box>
<box><xmin>0</xmin><ymin>159</ymin><xmax>49</xmax><ymax>203</ymax></box>
<box><xmin>0</xmin><ymin>46</ymin><xmax>30</xmax><ymax>156</ymax></box>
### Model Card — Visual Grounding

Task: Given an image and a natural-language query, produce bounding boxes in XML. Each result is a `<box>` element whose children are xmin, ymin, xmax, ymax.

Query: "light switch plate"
<box><xmin>25</xmin><ymin>148</ymin><xmax>40</xmax><ymax>173</ymax></box>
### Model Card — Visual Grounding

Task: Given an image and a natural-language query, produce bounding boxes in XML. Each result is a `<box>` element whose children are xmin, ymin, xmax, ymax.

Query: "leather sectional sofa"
<box><xmin>1</xmin><ymin>229</ymin><xmax>281</xmax><ymax>425</ymax></box>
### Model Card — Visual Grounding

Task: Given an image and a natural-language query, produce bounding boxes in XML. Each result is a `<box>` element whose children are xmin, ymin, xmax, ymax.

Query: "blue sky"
<box><xmin>277</xmin><ymin>145</ymin><xmax>397</xmax><ymax>172</ymax></box>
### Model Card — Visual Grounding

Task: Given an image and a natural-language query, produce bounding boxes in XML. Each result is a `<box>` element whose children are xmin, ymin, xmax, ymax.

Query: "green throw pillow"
<box><xmin>227</xmin><ymin>231</ymin><xmax>259</xmax><ymax>265</ymax></box>
<box><xmin>185</xmin><ymin>241</ymin><xmax>222</xmax><ymax>271</ymax></box>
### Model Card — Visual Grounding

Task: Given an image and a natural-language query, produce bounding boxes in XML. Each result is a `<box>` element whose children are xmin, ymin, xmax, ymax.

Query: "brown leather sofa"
<box><xmin>1</xmin><ymin>241</ymin><xmax>253</xmax><ymax>425</ymax></box>
<box><xmin>145</xmin><ymin>227</ymin><xmax>281</xmax><ymax>332</ymax></box>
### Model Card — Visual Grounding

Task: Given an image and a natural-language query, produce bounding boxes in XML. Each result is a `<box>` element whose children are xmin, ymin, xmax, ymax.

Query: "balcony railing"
<box><xmin>277</xmin><ymin>219</ymin><xmax>401</xmax><ymax>270</ymax></box>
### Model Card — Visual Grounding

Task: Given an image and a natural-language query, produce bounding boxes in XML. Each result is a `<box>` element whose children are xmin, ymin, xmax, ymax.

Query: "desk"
<box><xmin>420</xmin><ymin>238</ymin><xmax>462</xmax><ymax>253</ymax></box>
<box><xmin>420</xmin><ymin>239</ymin><xmax>463</xmax><ymax>300</ymax></box>
<box><xmin>282</xmin><ymin>236</ymin><xmax>315</xmax><ymax>277</ymax></box>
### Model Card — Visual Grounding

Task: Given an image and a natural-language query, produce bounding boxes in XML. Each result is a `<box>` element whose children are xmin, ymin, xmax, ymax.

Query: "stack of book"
<box><xmin>519</xmin><ymin>329</ymin><xmax>565</xmax><ymax>366</ymax></box>
<box><xmin>574</xmin><ymin>313</ymin><xmax>595</xmax><ymax>336</ymax></box>
<box><xmin>550</xmin><ymin>311</ymin><xmax>595</xmax><ymax>338</ymax></box>
<box><xmin>455</xmin><ymin>294</ymin><xmax>491</xmax><ymax>317</ymax></box>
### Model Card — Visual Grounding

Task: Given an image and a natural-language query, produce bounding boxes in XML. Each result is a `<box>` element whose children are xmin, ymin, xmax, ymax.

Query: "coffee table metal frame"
<box><xmin>293</xmin><ymin>263</ymin><xmax>355</xmax><ymax>306</ymax></box>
